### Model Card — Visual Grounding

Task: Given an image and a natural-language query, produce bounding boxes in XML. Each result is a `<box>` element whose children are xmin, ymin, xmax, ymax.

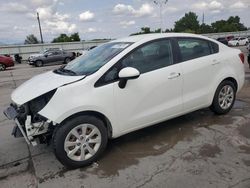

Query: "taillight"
<box><xmin>239</xmin><ymin>53</ymin><xmax>244</xmax><ymax>64</ymax></box>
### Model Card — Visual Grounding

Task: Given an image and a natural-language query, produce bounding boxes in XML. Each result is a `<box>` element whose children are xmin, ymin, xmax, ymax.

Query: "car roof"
<box><xmin>113</xmin><ymin>33</ymin><xmax>212</xmax><ymax>43</ymax></box>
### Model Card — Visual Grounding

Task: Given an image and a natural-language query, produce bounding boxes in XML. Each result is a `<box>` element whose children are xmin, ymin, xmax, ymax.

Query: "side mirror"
<box><xmin>118</xmin><ymin>67</ymin><xmax>140</xmax><ymax>89</ymax></box>
<box><xmin>44</xmin><ymin>54</ymin><xmax>48</xmax><ymax>58</ymax></box>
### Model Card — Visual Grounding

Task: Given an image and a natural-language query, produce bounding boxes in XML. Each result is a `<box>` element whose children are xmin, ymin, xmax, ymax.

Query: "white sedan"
<box><xmin>4</xmin><ymin>33</ymin><xmax>245</xmax><ymax>168</ymax></box>
<box><xmin>228</xmin><ymin>37</ymin><xmax>249</xmax><ymax>46</ymax></box>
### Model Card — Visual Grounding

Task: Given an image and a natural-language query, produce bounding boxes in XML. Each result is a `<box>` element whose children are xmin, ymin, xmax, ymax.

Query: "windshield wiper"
<box><xmin>55</xmin><ymin>67</ymin><xmax>77</xmax><ymax>76</ymax></box>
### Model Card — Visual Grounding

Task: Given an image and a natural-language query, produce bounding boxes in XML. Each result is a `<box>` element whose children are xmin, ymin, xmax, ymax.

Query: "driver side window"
<box><xmin>120</xmin><ymin>39</ymin><xmax>173</xmax><ymax>74</ymax></box>
<box><xmin>96</xmin><ymin>39</ymin><xmax>173</xmax><ymax>87</ymax></box>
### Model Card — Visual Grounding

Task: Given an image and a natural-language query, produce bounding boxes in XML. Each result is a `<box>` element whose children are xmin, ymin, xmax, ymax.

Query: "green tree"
<box><xmin>24</xmin><ymin>34</ymin><xmax>39</xmax><ymax>44</ymax></box>
<box><xmin>199</xmin><ymin>23</ymin><xmax>214</xmax><ymax>34</ymax></box>
<box><xmin>211</xmin><ymin>16</ymin><xmax>247</xmax><ymax>32</ymax></box>
<box><xmin>52</xmin><ymin>34</ymin><xmax>70</xmax><ymax>43</ymax></box>
<box><xmin>52</xmin><ymin>33</ymin><xmax>81</xmax><ymax>43</ymax></box>
<box><xmin>70</xmin><ymin>33</ymin><xmax>81</xmax><ymax>42</ymax></box>
<box><xmin>174</xmin><ymin>12</ymin><xmax>200</xmax><ymax>33</ymax></box>
<box><xmin>130</xmin><ymin>27</ymin><xmax>162</xmax><ymax>36</ymax></box>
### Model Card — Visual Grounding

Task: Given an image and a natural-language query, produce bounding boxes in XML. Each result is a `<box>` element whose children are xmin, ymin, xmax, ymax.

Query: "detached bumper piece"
<box><xmin>3</xmin><ymin>106</ymin><xmax>36</xmax><ymax>146</ymax></box>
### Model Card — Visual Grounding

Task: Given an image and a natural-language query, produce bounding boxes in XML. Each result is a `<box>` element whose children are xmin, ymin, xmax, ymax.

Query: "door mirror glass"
<box><xmin>118</xmin><ymin>67</ymin><xmax>140</xmax><ymax>89</ymax></box>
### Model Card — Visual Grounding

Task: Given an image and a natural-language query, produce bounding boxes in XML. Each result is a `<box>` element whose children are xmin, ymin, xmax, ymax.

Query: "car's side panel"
<box><xmin>113</xmin><ymin>63</ymin><xmax>183</xmax><ymax>134</ymax></box>
<box><xmin>38</xmin><ymin>34</ymin><xmax>244</xmax><ymax>140</ymax></box>
<box><xmin>39</xmin><ymin>75</ymin><xmax>120</xmax><ymax>135</ymax></box>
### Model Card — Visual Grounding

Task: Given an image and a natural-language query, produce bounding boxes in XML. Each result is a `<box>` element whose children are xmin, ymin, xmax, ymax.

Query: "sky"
<box><xmin>0</xmin><ymin>0</ymin><xmax>249</xmax><ymax>44</ymax></box>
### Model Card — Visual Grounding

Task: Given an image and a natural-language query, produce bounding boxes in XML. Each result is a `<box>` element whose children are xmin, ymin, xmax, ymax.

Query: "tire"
<box><xmin>53</xmin><ymin>115</ymin><xmax>108</xmax><ymax>169</ymax></box>
<box><xmin>210</xmin><ymin>80</ymin><xmax>236</xmax><ymax>115</ymax></box>
<box><xmin>35</xmin><ymin>60</ymin><xmax>43</xmax><ymax>67</ymax></box>
<box><xmin>0</xmin><ymin>63</ymin><xmax>6</xmax><ymax>71</ymax></box>
<box><xmin>64</xmin><ymin>57</ymin><xmax>71</xmax><ymax>64</ymax></box>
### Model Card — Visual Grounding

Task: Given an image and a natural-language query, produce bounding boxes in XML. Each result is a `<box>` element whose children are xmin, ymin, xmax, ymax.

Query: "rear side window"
<box><xmin>210</xmin><ymin>42</ymin><xmax>219</xmax><ymax>54</ymax></box>
<box><xmin>177</xmin><ymin>38</ymin><xmax>211</xmax><ymax>61</ymax></box>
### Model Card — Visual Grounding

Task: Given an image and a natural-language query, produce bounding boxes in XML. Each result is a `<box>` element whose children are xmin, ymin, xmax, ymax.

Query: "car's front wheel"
<box><xmin>210</xmin><ymin>80</ymin><xmax>236</xmax><ymax>115</ymax></box>
<box><xmin>64</xmin><ymin>57</ymin><xmax>71</xmax><ymax>64</ymax></box>
<box><xmin>53</xmin><ymin>115</ymin><xmax>108</xmax><ymax>169</ymax></box>
<box><xmin>35</xmin><ymin>60</ymin><xmax>43</xmax><ymax>67</ymax></box>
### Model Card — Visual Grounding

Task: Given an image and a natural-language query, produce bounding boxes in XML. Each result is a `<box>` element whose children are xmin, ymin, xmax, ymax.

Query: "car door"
<box><xmin>46</xmin><ymin>51</ymin><xmax>62</xmax><ymax>64</ymax></box>
<box><xmin>175</xmin><ymin>37</ymin><xmax>221</xmax><ymax>112</ymax></box>
<box><xmin>105</xmin><ymin>39</ymin><xmax>183</xmax><ymax>134</ymax></box>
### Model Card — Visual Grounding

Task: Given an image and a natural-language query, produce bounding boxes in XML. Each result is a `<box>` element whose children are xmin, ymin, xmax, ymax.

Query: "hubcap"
<box><xmin>218</xmin><ymin>85</ymin><xmax>234</xmax><ymax>110</ymax></box>
<box><xmin>64</xmin><ymin>124</ymin><xmax>101</xmax><ymax>161</ymax></box>
<box><xmin>66</xmin><ymin>58</ymin><xmax>70</xmax><ymax>63</ymax></box>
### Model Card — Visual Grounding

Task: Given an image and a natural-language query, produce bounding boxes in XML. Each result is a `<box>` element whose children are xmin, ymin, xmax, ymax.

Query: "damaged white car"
<box><xmin>4</xmin><ymin>33</ymin><xmax>245</xmax><ymax>168</ymax></box>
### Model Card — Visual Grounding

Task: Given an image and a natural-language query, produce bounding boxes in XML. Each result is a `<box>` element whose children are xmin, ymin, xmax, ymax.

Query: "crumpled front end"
<box><xmin>4</xmin><ymin>89</ymin><xmax>57</xmax><ymax>146</ymax></box>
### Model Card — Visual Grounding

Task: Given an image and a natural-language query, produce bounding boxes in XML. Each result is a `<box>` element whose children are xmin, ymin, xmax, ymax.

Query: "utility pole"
<box><xmin>37</xmin><ymin>12</ymin><xmax>44</xmax><ymax>43</ymax></box>
<box><xmin>153</xmin><ymin>0</ymin><xmax>168</xmax><ymax>33</ymax></box>
<box><xmin>202</xmin><ymin>12</ymin><xmax>205</xmax><ymax>25</ymax></box>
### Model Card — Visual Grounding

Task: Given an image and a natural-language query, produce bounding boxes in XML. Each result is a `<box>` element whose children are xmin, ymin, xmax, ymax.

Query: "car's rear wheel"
<box><xmin>210</xmin><ymin>80</ymin><xmax>236</xmax><ymax>115</ymax></box>
<box><xmin>64</xmin><ymin>57</ymin><xmax>71</xmax><ymax>64</ymax></box>
<box><xmin>0</xmin><ymin>63</ymin><xmax>6</xmax><ymax>71</ymax></box>
<box><xmin>35</xmin><ymin>60</ymin><xmax>43</xmax><ymax>67</ymax></box>
<box><xmin>53</xmin><ymin>115</ymin><xmax>108</xmax><ymax>169</ymax></box>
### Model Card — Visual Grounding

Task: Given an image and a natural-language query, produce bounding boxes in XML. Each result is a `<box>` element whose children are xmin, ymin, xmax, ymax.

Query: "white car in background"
<box><xmin>4</xmin><ymin>33</ymin><xmax>245</xmax><ymax>168</ymax></box>
<box><xmin>228</xmin><ymin>37</ymin><xmax>249</xmax><ymax>46</ymax></box>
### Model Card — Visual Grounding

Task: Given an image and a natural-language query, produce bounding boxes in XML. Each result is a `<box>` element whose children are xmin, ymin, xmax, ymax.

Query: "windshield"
<box><xmin>58</xmin><ymin>42</ymin><xmax>132</xmax><ymax>76</ymax></box>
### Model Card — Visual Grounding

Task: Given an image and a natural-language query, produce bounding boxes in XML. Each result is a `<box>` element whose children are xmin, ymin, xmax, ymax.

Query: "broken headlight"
<box><xmin>28</xmin><ymin>89</ymin><xmax>57</xmax><ymax>122</ymax></box>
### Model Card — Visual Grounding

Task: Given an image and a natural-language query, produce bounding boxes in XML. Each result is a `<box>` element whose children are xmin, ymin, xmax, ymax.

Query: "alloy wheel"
<box><xmin>64</xmin><ymin>124</ymin><xmax>101</xmax><ymax>161</ymax></box>
<box><xmin>218</xmin><ymin>85</ymin><xmax>234</xmax><ymax>110</ymax></box>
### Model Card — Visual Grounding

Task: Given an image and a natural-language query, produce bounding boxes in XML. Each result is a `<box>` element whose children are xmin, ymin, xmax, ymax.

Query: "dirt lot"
<box><xmin>0</xmin><ymin>47</ymin><xmax>250</xmax><ymax>188</ymax></box>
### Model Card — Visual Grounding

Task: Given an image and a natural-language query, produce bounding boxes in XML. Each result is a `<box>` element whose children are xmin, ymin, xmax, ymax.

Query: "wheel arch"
<box><xmin>35</xmin><ymin>59</ymin><xmax>43</xmax><ymax>62</ymax></box>
<box><xmin>35</xmin><ymin>59</ymin><xmax>44</xmax><ymax>64</ymax></box>
<box><xmin>59</xmin><ymin>111</ymin><xmax>113</xmax><ymax>139</ymax></box>
<box><xmin>221</xmin><ymin>77</ymin><xmax>238</xmax><ymax>91</ymax></box>
<box><xmin>210</xmin><ymin>76</ymin><xmax>238</xmax><ymax>106</ymax></box>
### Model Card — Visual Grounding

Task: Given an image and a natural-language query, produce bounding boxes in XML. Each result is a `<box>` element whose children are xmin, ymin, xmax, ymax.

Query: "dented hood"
<box><xmin>11</xmin><ymin>71</ymin><xmax>85</xmax><ymax>105</ymax></box>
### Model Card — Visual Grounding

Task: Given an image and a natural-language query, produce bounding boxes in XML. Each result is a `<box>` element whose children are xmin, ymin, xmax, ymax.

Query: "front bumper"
<box><xmin>28</xmin><ymin>60</ymin><xmax>35</xmax><ymax>65</ymax></box>
<box><xmin>3</xmin><ymin>105</ymin><xmax>32</xmax><ymax>145</ymax></box>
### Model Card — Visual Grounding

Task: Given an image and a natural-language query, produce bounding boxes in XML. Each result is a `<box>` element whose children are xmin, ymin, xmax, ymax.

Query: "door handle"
<box><xmin>168</xmin><ymin>72</ymin><xmax>181</xmax><ymax>79</ymax></box>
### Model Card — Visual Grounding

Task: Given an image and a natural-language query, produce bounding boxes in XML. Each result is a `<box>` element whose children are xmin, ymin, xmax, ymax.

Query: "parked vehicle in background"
<box><xmin>226</xmin><ymin>35</ymin><xmax>234</xmax><ymax>41</ymax></box>
<box><xmin>247</xmin><ymin>43</ymin><xmax>250</xmax><ymax>50</ymax></box>
<box><xmin>4</xmin><ymin>33</ymin><xmax>245</xmax><ymax>168</ymax></box>
<box><xmin>247</xmin><ymin>43</ymin><xmax>250</xmax><ymax>68</ymax></box>
<box><xmin>217</xmin><ymin>37</ymin><xmax>228</xmax><ymax>45</ymax></box>
<box><xmin>0</xmin><ymin>55</ymin><xmax>14</xmax><ymax>71</ymax></box>
<box><xmin>217</xmin><ymin>36</ymin><xmax>234</xmax><ymax>46</ymax></box>
<box><xmin>77</xmin><ymin>46</ymin><xmax>97</xmax><ymax>56</ymax></box>
<box><xmin>28</xmin><ymin>49</ymin><xmax>75</xmax><ymax>67</ymax></box>
<box><xmin>228</xmin><ymin>37</ymin><xmax>249</xmax><ymax>46</ymax></box>
<box><xmin>14</xmin><ymin>54</ymin><xmax>22</xmax><ymax>64</ymax></box>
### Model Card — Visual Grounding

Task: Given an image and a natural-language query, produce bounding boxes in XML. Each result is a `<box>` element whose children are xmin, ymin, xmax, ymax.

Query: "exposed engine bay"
<box><xmin>4</xmin><ymin>89</ymin><xmax>57</xmax><ymax>146</ymax></box>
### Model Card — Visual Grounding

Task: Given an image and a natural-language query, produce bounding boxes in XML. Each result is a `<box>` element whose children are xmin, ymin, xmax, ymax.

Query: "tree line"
<box><xmin>131</xmin><ymin>12</ymin><xmax>247</xmax><ymax>35</ymax></box>
<box><xmin>24</xmin><ymin>12</ymin><xmax>248</xmax><ymax>44</ymax></box>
